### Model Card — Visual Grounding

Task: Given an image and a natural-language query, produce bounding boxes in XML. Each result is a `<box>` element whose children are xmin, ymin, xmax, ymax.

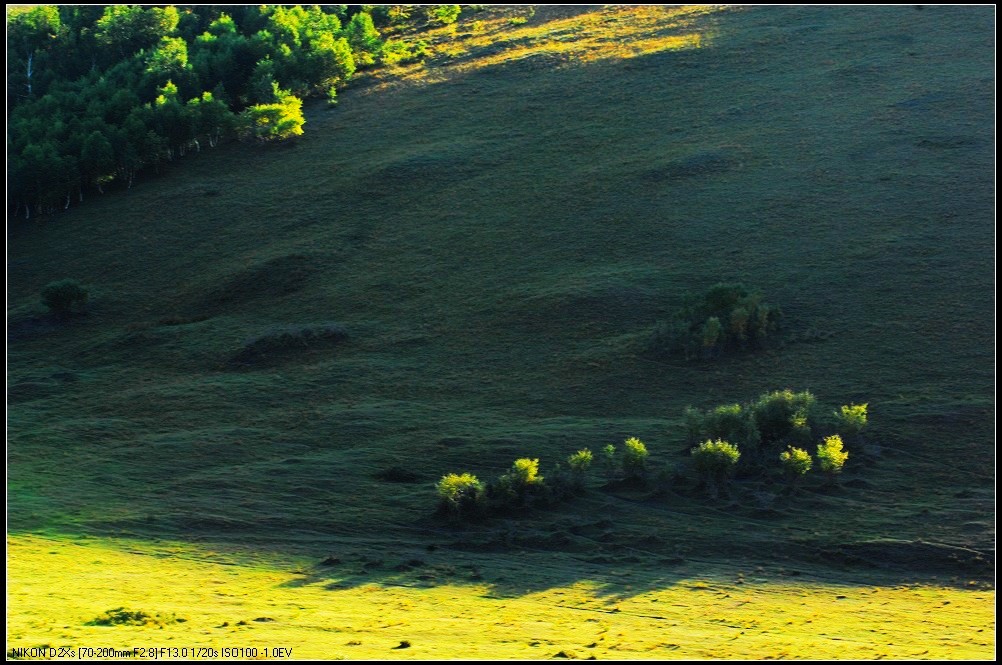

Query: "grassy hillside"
<box><xmin>7</xmin><ymin>5</ymin><xmax>994</xmax><ymax>658</ymax></box>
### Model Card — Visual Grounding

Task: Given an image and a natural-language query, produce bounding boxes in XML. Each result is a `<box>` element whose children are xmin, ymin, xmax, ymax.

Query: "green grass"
<box><xmin>7</xmin><ymin>5</ymin><xmax>994</xmax><ymax>657</ymax></box>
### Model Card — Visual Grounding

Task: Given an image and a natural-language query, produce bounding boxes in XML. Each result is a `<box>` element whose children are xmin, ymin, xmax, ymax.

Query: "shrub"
<box><xmin>779</xmin><ymin>446</ymin><xmax>813</xmax><ymax>478</ymax></box>
<box><xmin>379</xmin><ymin>39</ymin><xmax>427</xmax><ymax>66</ymax></box>
<box><xmin>622</xmin><ymin>437</ymin><xmax>649</xmax><ymax>478</ymax></box>
<box><xmin>567</xmin><ymin>449</ymin><xmax>593</xmax><ymax>475</ymax></box>
<box><xmin>426</xmin><ymin>5</ymin><xmax>462</xmax><ymax>25</ymax></box>
<box><xmin>235</xmin><ymin>323</ymin><xmax>347</xmax><ymax>362</ymax></box>
<box><xmin>436</xmin><ymin>472</ymin><xmax>484</xmax><ymax>518</ymax></box>
<box><xmin>601</xmin><ymin>443</ymin><xmax>617</xmax><ymax>476</ymax></box>
<box><xmin>41</xmin><ymin>279</ymin><xmax>88</xmax><ymax>316</ymax></box>
<box><xmin>507</xmin><ymin>457</ymin><xmax>543</xmax><ymax>487</ymax></box>
<box><xmin>835</xmin><ymin>403</ymin><xmax>868</xmax><ymax>438</ymax></box>
<box><xmin>490</xmin><ymin>458</ymin><xmax>545</xmax><ymax>509</ymax></box>
<box><xmin>702</xmin><ymin>403</ymin><xmax>760</xmax><ymax>448</ymax></box>
<box><xmin>816</xmin><ymin>434</ymin><xmax>849</xmax><ymax>478</ymax></box>
<box><xmin>750</xmin><ymin>389</ymin><xmax>817</xmax><ymax>446</ymax></box>
<box><xmin>690</xmin><ymin>439</ymin><xmax>741</xmax><ymax>484</ymax></box>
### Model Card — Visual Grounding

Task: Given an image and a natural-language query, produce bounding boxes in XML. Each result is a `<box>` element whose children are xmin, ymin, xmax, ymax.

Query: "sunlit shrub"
<box><xmin>622</xmin><ymin>437</ymin><xmax>649</xmax><ymax>478</ymax></box>
<box><xmin>436</xmin><ymin>472</ymin><xmax>484</xmax><ymax>518</ymax></box>
<box><xmin>779</xmin><ymin>446</ymin><xmax>813</xmax><ymax>478</ymax></box>
<box><xmin>567</xmin><ymin>449</ymin><xmax>593</xmax><ymax>475</ymax></box>
<box><xmin>691</xmin><ymin>439</ymin><xmax>741</xmax><ymax>484</ymax></box>
<box><xmin>816</xmin><ymin>434</ymin><xmax>849</xmax><ymax>479</ymax></box>
<box><xmin>835</xmin><ymin>403</ymin><xmax>868</xmax><ymax>438</ymax></box>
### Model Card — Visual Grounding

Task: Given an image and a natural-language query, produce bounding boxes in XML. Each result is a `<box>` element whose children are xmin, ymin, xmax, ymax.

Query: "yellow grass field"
<box><xmin>7</xmin><ymin>534</ymin><xmax>994</xmax><ymax>660</ymax></box>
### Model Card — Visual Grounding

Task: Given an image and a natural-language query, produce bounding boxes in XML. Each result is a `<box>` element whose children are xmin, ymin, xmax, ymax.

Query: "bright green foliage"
<box><xmin>145</xmin><ymin>36</ymin><xmax>190</xmax><ymax>80</ymax></box>
<box><xmin>41</xmin><ymin>279</ymin><xmax>88</xmax><ymax>316</ymax></box>
<box><xmin>702</xmin><ymin>403</ymin><xmax>761</xmax><ymax>448</ymax></box>
<box><xmin>427</xmin><ymin>5</ymin><xmax>462</xmax><ymax>25</ymax></box>
<box><xmin>779</xmin><ymin>446</ymin><xmax>813</xmax><ymax>477</ymax></box>
<box><xmin>490</xmin><ymin>458</ymin><xmax>545</xmax><ymax>509</ymax></box>
<box><xmin>94</xmin><ymin>6</ymin><xmax>179</xmax><ymax>57</ymax></box>
<box><xmin>567</xmin><ymin>449</ymin><xmax>593</xmax><ymax>475</ymax></box>
<box><xmin>346</xmin><ymin>12</ymin><xmax>381</xmax><ymax>66</ymax></box>
<box><xmin>240</xmin><ymin>84</ymin><xmax>305</xmax><ymax>141</ymax></box>
<box><xmin>380</xmin><ymin>39</ymin><xmax>427</xmax><ymax>66</ymax></box>
<box><xmin>690</xmin><ymin>439</ymin><xmax>741</xmax><ymax>482</ymax></box>
<box><xmin>650</xmin><ymin>283</ymin><xmax>781</xmax><ymax>360</ymax></box>
<box><xmin>507</xmin><ymin>458</ymin><xmax>544</xmax><ymax>487</ymax></box>
<box><xmin>835</xmin><ymin>403</ymin><xmax>868</xmax><ymax>437</ymax></box>
<box><xmin>436</xmin><ymin>473</ymin><xmax>483</xmax><ymax>517</ymax></box>
<box><xmin>6</xmin><ymin>5</ymin><xmax>382</xmax><ymax>215</ymax></box>
<box><xmin>816</xmin><ymin>435</ymin><xmax>849</xmax><ymax>476</ymax></box>
<box><xmin>622</xmin><ymin>437</ymin><xmax>649</xmax><ymax>477</ymax></box>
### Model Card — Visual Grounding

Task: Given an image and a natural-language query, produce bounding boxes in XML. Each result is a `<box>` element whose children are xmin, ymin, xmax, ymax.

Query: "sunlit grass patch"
<box><xmin>7</xmin><ymin>535</ymin><xmax>995</xmax><ymax>660</ymax></box>
<box><xmin>363</xmin><ymin>4</ymin><xmax>728</xmax><ymax>91</ymax></box>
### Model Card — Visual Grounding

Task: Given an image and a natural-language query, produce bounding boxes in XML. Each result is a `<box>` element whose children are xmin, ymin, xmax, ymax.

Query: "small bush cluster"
<box><xmin>234</xmin><ymin>323</ymin><xmax>347</xmax><ymax>363</ymax></box>
<box><xmin>379</xmin><ymin>39</ymin><xmax>429</xmax><ymax>66</ymax></box>
<box><xmin>685</xmin><ymin>389</ymin><xmax>822</xmax><ymax>450</ymax></box>
<box><xmin>435</xmin><ymin>459</ymin><xmax>536</xmax><ymax>521</ymax></box>
<box><xmin>650</xmin><ymin>283</ymin><xmax>781</xmax><ymax>360</ymax></box>
<box><xmin>426</xmin><ymin>5</ymin><xmax>462</xmax><ymax>25</ymax></box>
<box><xmin>87</xmin><ymin>608</ymin><xmax>184</xmax><ymax>627</ymax></box>
<box><xmin>41</xmin><ymin>279</ymin><xmax>88</xmax><ymax>317</ymax></box>
<box><xmin>685</xmin><ymin>389</ymin><xmax>862</xmax><ymax>490</ymax></box>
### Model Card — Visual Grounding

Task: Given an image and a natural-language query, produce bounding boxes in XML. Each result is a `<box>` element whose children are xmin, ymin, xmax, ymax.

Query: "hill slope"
<box><xmin>7</xmin><ymin>5</ymin><xmax>994</xmax><ymax>658</ymax></box>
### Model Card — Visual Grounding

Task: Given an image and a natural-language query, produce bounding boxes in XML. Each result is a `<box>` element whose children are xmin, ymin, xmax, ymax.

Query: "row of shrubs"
<box><xmin>692</xmin><ymin>433</ymin><xmax>850</xmax><ymax>487</ymax></box>
<box><xmin>649</xmin><ymin>283</ymin><xmax>782</xmax><ymax>360</ymax></box>
<box><xmin>436</xmin><ymin>391</ymin><xmax>866</xmax><ymax>519</ymax></box>
<box><xmin>435</xmin><ymin>437</ymin><xmax>652</xmax><ymax>521</ymax></box>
